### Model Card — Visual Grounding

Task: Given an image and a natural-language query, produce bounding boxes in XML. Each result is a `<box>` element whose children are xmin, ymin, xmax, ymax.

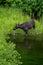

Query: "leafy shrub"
<box><xmin>21</xmin><ymin>0</ymin><xmax>43</xmax><ymax>19</ymax></box>
<box><xmin>12</xmin><ymin>0</ymin><xmax>43</xmax><ymax>19</ymax></box>
<box><xmin>0</xmin><ymin>0</ymin><xmax>43</xmax><ymax>19</ymax></box>
<box><xmin>0</xmin><ymin>7</ymin><xmax>23</xmax><ymax>65</ymax></box>
<box><xmin>0</xmin><ymin>40</ymin><xmax>22</xmax><ymax>65</ymax></box>
<box><xmin>0</xmin><ymin>0</ymin><xmax>14</xmax><ymax>6</ymax></box>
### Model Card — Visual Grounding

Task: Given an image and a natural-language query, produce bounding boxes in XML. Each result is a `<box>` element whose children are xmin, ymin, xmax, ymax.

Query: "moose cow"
<box><xmin>13</xmin><ymin>19</ymin><xmax>35</xmax><ymax>34</ymax></box>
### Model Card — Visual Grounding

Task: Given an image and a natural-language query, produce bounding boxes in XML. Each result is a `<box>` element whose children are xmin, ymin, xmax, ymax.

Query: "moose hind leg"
<box><xmin>33</xmin><ymin>25</ymin><xmax>35</xmax><ymax>29</ymax></box>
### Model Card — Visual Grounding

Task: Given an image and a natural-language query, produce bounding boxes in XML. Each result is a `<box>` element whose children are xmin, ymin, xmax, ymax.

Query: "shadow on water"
<box><xmin>6</xmin><ymin>33</ymin><xmax>43</xmax><ymax>65</ymax></box>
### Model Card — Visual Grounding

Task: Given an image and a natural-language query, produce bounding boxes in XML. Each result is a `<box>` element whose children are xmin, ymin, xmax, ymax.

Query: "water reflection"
<box><xmin>6</xmin><ymin>32</ymin><xmax>43</xmax><ymax>65</ymax></box>
<box><xmin>6</xmin><ymin>32</ymin><xmax>43</xmax><ymax>50</ymax></box>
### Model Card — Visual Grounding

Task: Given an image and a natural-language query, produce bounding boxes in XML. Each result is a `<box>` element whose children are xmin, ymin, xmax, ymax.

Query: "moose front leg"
<box><xmin>23</xmin><ymin>30</ymin><xmax>29</xmax><ymax>48</ymax></box>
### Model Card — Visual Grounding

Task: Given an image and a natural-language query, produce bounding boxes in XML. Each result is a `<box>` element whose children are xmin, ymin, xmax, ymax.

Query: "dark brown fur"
<box><xmin>13</xmin><ymin>19</ymin><xmax>35</xmax><ymax>34</ymax></box>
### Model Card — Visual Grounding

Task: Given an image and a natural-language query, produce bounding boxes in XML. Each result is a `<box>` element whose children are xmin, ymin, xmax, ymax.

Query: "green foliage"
<box><xmin>0</xmin><ymin>41</ymin><xmax>22</xmax><ymax>65</ymax></box>
<box><xmin>0</xmin><ymin>0</ymin><xmax>43</xmax><ymax>19</ymax></box>
<box><xmin>0</xmin><ymin>6</ymin><xmax>43</xmax><ymax>65</ymax></box>
<box><xmin>0</xmin><ymin>0</ymin><xmax>14</xmax><ymax>3</ymax></box>
<box><xmin>21</xmin><ymin>0</ymin><xmax>43</xmax><ymax>19</ymax></box>
<box><xmin>6</xmin><ymin>0</ymin><xmax>14</xmax><ymax>2</ymax></box>
<box><xmin>12</xmin><ymin>0</ymin><xmax>43</xmax><ymax>19</ymax></box>
<box><xmin>0</xmin><ymin>0</ymin><xmax>14</xmax><ymax>7</ymax></box>
<box><xmin>0</xmin><ymin>7</ymin><xmax>23</xmax><ymax>65</ymax></box>
<box><xmin>0</xmin><ymin>7</ymin><xmax>43</xmax><ymax>40</ymax></box>
<box><xmin>0</xmin><ymin>6</ymin><xmax>30</xmax><ymax>65</ymax></box>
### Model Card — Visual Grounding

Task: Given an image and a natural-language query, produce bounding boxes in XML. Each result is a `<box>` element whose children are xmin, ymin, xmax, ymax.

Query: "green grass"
<box><xmin>0</xmin><ymin>7</ymin><xmax>29</xmax><ymax>41</ymax></box>
<box><xmin>0</xmin><ymin>7</ymin><xmax>43</xmax><ymax>38</ymax></box>
<box><xmin>0</xmin><ymin>7</ymin><xmax>31</xmax><ymax>39</ymax></box>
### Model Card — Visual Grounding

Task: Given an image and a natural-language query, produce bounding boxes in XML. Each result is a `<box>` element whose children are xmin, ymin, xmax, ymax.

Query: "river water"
<box><xmin>14</xmin><ymin>34</ymin><xmax>43</xmax><ymax>65</ymax></box>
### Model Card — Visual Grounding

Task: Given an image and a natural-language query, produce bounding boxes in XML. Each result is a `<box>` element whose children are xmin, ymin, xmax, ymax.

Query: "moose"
<box><xmin>13</xmin><ymin>19</ymin><xmax>35</xmax><ymax>34</ymax></box>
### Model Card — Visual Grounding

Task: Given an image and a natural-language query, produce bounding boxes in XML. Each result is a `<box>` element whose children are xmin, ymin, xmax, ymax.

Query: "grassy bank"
<box><xmin>0</xmin><ymin>6</ymin><xmax>43</xmax><ymax>44</ymax></box>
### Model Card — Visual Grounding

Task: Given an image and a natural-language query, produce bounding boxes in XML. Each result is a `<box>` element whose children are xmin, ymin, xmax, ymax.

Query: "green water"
<box><xmin>16</xmin><ymin>40</ymin><xmax>43</xmax><ymax>65</ymax></box>
<box><xmin>17</xmin><ymin>49</ymin><xmax>43</xmax><ymax>65</ymax></box>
